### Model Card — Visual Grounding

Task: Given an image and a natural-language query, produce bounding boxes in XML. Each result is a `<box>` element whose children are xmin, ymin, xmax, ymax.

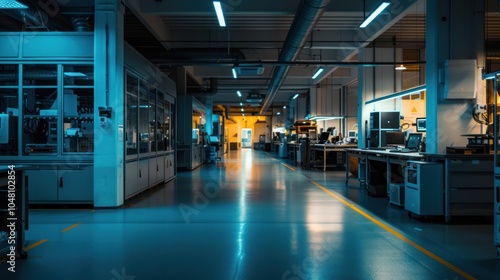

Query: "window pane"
<box><xmin>63</xmin><ymin>65</ymin><xmax>94</xmax><ymax>86</ymax></box>
<box><xmin>0</xmin><ymin>64</ymin><xmax>18</xmax><ymax>86</ymax></box>
<box><xmin>23</xmin><ymin>64</ymin><xmax>57</xmax><ymax>86</ymax></box>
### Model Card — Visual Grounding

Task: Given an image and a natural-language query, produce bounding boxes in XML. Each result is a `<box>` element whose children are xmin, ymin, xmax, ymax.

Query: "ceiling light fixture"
<box><xmin>309</xmin><ymin>116</ymin><xmax>344</xmax><ymax>121</ymax></box>
<box><xmin>213</xmin><ymin>1</ymin><xmax>226</xmax><ymax>27</ymax></box>
<box><xmin>359</xmin><ymin>2</ymin><xmax>390</xmax><ymax>28</ymax></box>
<box><xmin>292</xmin><ymin>93</ymin><xmax>299</xmax><ymax>99</ymax></box>
<box><xmin>232</xmin><ymin>67</ymin><xmax>237</xmax><ymax>79</ymax></box>
<box><xmin>237</xmin><ymin>90</ymin><xmax>242</xmax><ymax>97</ymax></box>
<box><xmin>395</xmin><ymin>64</ymin><xmax>406</xmax><ymax>70</ymax></box>
<box><xmin>312</xmin><ymin>67</ymin><xmax>324</xmax><ymax>79</ymax></box>
<box><xmin>283</xmin><ymin>105</ymin><xmax>287</xmax><ymax>109</ymax></box>
<box><xmin>365</xmin><ymin>84</ymin><xmax>426</xmax><ymax>105</ymax></box>
<box><xmin>0</xmin><ymin>0</ymin><xmax>28</xmax><ymax>9</ymax></box>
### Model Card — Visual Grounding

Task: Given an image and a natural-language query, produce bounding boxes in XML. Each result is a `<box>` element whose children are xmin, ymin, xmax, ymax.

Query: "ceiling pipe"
<box><xmin>259</xmin><ymin>0</ymin><xmax>332</xmax><ymax>115</ymax></box>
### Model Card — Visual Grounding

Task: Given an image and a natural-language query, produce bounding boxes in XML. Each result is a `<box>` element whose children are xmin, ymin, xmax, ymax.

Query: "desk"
<box><xmin>311</xmin><ymin>144</ymin><xmax>357</xmax><ymax>171</ymax></box>
<box><xmin>346</xmin><ymin>148</ymin><xmax>423</xmax><ymax>190</ymax></box>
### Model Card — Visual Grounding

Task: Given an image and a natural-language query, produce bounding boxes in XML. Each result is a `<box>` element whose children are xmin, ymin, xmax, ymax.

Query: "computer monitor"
<box><xmin>318</xmin><ymin>132</ymin><xmax>330</xmax><ymax>143</ymax></box>
<box><xmin>406</xmin><ymin>133</ymin><xmax>422</xmax><ymax>150</ymax></box>
<box><xmin>385</xmin><ymin>131</ymin><xmax>405</xmax><ymax>147</ymax></box>
<box><xmin>416</xmin><ymin>118</ymin><xmax>426</xmax><ymax>132</ymax></box>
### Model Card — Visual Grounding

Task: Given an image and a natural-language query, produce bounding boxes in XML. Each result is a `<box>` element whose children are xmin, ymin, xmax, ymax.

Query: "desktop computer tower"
<box><xmin>370</xmin><ymin>111</ymin><xmax>400</xmax><ymax>130</ymax></box>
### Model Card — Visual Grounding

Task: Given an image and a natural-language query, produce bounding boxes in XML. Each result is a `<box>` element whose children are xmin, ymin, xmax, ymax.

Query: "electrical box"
<box><xmin>443</xmin><ymin>59</ymin><xmax>477</xmax><ymax>99</ymax></box>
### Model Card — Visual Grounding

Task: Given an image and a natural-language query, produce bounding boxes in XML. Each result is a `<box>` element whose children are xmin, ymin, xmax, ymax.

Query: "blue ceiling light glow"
<box><xmin>359</xmin><ymin>2</ymin><xmax>390</xmax><ymax>28</ymax></box>
<box><xmin>213</xmin><ymin>1</ymin><xmax>226</xmax><ymax>27</ymax></box>
<box><xmin>0</xmin><ymin>0</ymin><xmax>28</xmax><ymax>9</ymax></box>
<box><xmin>312</xmin><ymin>67</ymin><xmax>324</xmax><ymax>79</ymax></box>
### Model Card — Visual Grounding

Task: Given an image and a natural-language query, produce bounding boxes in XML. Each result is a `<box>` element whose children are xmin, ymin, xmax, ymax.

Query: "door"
<box><xmin>241</xmin><ymin>128</ymin><xmax>252</xmax><ymax>148</ymax></box>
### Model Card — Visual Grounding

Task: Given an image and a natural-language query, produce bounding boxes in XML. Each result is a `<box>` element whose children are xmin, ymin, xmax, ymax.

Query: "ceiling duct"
<box><xmin>246</xmin><ymin>92</ymin><xmax>263</xmax><ymax>103</ymax></box>
<box><xmin>234</xmin><ymin>66</ymin><xmax>264</xmax><ymax>76</ymax></box>
<box><xmin>1</xmin><ymin>6</ymin><xmax>48</xmax><ymax>29</ymax></box>
<box><xmin>72</xmin><ymin>17</ymin><xmax>90</xmax><ymax>31</ymax></box>
<box><xmin>187</xmin><ymin>78</ymin><xmax>218</xmax><ymax>96</ymax></box>
<box><xmin>224</xmin><ymin>105</ymin><xmax>237</xmax><ymax>123</ymax></box>
<box><xmin>150</xmin><ymin>48</ymin><xmax>246</xmax><ymax>62</ymax></box>
<box><xmin>259</xmin><ymin>0</ymin><xmax>332</xmax><ymax>115</ymax></box>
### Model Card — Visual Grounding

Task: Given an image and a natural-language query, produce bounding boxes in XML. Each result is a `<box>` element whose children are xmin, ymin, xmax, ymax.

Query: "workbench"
<box><xmin>345</xmin><ymin>149</ymin><xmax>493</xmax><ymax>222</ymax></box>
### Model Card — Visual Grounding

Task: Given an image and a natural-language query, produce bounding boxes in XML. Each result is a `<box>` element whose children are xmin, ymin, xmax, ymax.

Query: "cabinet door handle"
<box><xmin>139</xmin><ymin>169</ymin><xmax>142</xmax><ymax>178</ymax></box>
<box><xmin>59</xmin><ymin>177</ymin><xmax>63</xmax><ymax>188</ymax></box>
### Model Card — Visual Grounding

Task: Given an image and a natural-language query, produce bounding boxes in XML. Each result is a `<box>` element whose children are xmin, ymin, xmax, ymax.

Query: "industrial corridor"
<box><xmin>1</xmin><ymin>149</ymin><xmax>499</xmax><ymax>279</ymax></box>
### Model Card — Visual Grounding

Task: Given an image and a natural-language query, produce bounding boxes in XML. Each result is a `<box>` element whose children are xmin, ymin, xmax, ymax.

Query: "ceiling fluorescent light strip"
<box><xmin>365</xmin><ymin>84</ymin><xmax>426</xmax><ymax>105</ymax></box>
<box><xmin>237</xmin><ymin>90</ymin><xmax>242</xmax><ymax>97</ymax></box>
<box><xmin>292</xmin><ymin>93</ymin><xmax>299</xmax><ymax>99</ymax></box>
<box><xmin>0</xmin><ymin>0</ymin><xmax>28</xmax><ymax>9</ymax></box>
<box><xmin>309</xmin><ymin>116</ymin><xmax>344</xmax><ymax>121</ymax></box>
<box><xmin>213</xmin><ymin>1</ymin><xmax>226</xmax><ymax>27</ymax></box>
<box><xmin>232</xmin><ymin>68</ymin><xmax>237</xmax><ymax>79</ymax></box>
<box><xmin>359</xmin><ymin>2</ymin><xmax>390</xmax><ymax>28</ymax></box>
<box><xmin>312</xmin><ymin>67</ymin><xmax>324</xmax><ymax>79</ymax></box>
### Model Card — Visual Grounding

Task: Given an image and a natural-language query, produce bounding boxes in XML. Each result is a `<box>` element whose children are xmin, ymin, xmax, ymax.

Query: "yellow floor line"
<box><xmin>60</xmin><ymin>222</ymin><xmax>82</xmax><ymax>233</ymax></box>
<box><xmin>311</xmin><ymin>180</ymin><xmax>476</xmax><ymax>280</ymax></box>
<box><xmin>281</xmin><ymin>163</ymin><xmax>296</xmax><ymax>171</ymax></box>
<box><xmin>24</xmin><ymin>239</ymin><xmax>48</xmax><ymax>251</ymax></box>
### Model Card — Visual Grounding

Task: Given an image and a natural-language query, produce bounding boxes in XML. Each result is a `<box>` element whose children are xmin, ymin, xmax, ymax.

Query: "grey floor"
<box><xmin>1</xmin><ymin>149</ymin><xmax>499</xmax><ymax>279</ymax></box>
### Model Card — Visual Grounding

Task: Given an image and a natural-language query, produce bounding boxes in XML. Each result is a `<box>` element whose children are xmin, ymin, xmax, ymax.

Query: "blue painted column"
<box><xmin>93</xmin><ymin>0</ymin><xmax>125</xmax><ymax>207</ymax></box>
<box><xmin>426</xmin><ymin>0</ymin><xmax>484</xmax><ymax>153</ymax></box>
<box><xmin>206</xmin><ymin>96</ymin><xmax>213</xmax><ymax>136</ymax></box>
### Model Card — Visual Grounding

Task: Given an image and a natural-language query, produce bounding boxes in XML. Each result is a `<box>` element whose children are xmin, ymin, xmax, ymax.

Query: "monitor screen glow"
<box><xmin>416</xmin><ymin>118</ymin><xmax>426</xmax><ymax>132</ymax></box>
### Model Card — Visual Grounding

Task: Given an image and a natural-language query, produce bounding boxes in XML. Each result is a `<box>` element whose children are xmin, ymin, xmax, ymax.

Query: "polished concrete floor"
<box><xmin>1</xmin><ymin>149</ymin><xmax>499</xmax><ymax>279</ymax></box>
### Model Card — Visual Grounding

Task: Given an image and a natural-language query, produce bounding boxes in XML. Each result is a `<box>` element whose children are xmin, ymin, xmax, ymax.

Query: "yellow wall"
<box><xmin>226</xmin><ymin>116</ymin><xmax>269</xmax><ymax>146</ymax></box>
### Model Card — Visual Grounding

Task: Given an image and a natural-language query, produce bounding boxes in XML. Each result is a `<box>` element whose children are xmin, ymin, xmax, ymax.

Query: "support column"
<box><xmin>94</xmin><ymin>0</ymin><xmax>125</xmax><ymax>207</ymax></box>
<box><xmin>205</xmin><ymin>97</ymin><xmax>213</xmax><ymax>136</ymax></box>
<box><xmin>426</xmin><ymin>0</ymin><xmax>485</xmax><ymax>153</ymax></box>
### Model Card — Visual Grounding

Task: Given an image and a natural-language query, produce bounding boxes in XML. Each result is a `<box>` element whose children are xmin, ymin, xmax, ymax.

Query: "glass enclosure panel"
<box><xmin>170</xmin><ymin>103</ymin><xmax>175</xmax><ymax>150</ymax></box>
<box><xmin>495</xmin><ymin>74</ymin><xmax>500</xmax><ymax>168</ymax></box>
<box><xmin>63</xmin><ymin>65</ymin><xmax>94</xmax><ymax>86</ymax></box>
<box><xmin>126</xmin><ymin>92</ymin><xmax>138</xmax><ymax>156</ymax></box>
<box><xmin>138</xmin><ymin>80</ymin><xmax>149</xmax><ymax>154</ymax></box>
<box><xmin>22</xmin><ymin>87</ymin><xmax>58</xmax><ymax>155</ymax></box>
<box><xmin>62</xmin><ymin>88</ymin><xmax>94</xmax><ymax>153</ymax></box>
<box><xmin>0</xmin><ymin>65</ymin><xmax>18</xmax><ymax>86</ymax></box>
<box><xmin>157</xmin><ymin>91</ymin><xmax>165</xmax><ymax>152</ymax></box>
<box><xmin>164</xmin><ymin>101</ymin><xmax>170</xmax><ymax>151</ymax></box>
<box><xmin>23</xmin><ymin>64</ymin><xmax>57</xmax><ymax>86</ymax></box>
<box><xmin>0</xmin><ymin>88</ymin><xmax>19</xmax><ymax>155</ymax></box>
<box><xmin>149</xmin><ymin>86</ymin><xmax>157</xmax><ymax>152</ymax></box>
<box><xmin>126</xmin><ymin>73</ymin><xmax>139</xmax><ymax>156</ymax></box>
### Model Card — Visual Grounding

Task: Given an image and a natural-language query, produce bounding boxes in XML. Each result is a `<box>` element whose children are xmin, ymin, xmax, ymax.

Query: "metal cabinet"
<box><xmin>125</xmin><ymin>161</ymin><xmax>139</xmax><ymax>198</ymax></box>
<box><xmin>27</xmin><ymin>165</ymin><xmax>93</xmax><ymax>203</ymax></box>
<box><xmin>405</xmin><ymin>161</ymin><xmax>444</xmax><ymax>216</ymax></box>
